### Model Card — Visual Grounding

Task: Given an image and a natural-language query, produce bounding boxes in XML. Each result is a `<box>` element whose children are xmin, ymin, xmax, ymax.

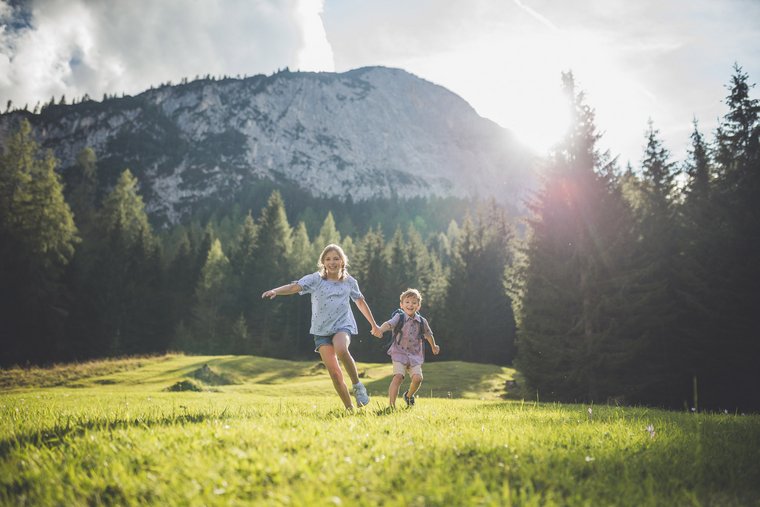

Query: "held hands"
<box><xmin>370</xmin><ymin>323</ymin><xmax>383</xmax><ymax>338</ymax></box>
<box><xmin>262</xmin><ymin>289</ymin><xmax>277</xmax><ymax>299</ymax></box>
<box><xmin>432</xmin><ymin>344</ymin><xmax>440</xmax><ymax>355</ymax></box>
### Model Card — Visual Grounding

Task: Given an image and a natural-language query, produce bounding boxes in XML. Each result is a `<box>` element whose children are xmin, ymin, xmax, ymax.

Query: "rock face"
<box><xmin>0</xmin><ymin>66</ymin><xmax>535</xmax><ymax>224</ymax></box>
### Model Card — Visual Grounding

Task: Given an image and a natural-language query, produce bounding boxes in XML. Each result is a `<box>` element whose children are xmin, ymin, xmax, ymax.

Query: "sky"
<box><xmin>1</xmin><ymin>0</ymin><xmax>759</xmax><ymax>166</ymax></box>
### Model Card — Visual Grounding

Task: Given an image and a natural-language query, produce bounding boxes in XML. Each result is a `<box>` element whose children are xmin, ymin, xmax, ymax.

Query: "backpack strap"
<box><xmin>418</xmin><ymin>315</ymin><xmax>427</xmax><ymax>341</ymax></box>
<box><xmin>392</xmin><ymin>310</ymin><xmax>405</xmax><ymax>344</ymax></box>
<box><xmin>392</xmin><ymin>311</ymin><xmax>427</xmax><ymax>345</ymax></box>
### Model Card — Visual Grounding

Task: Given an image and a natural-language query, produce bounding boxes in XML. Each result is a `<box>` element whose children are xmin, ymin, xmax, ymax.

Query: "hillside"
<box><xmin>0</xmin><ymin>354</ymin><xmax>514</xmax><ymax>400</ymax></box>
<box><xmin>0</xmin><ymin>67</ymin><xmax>536</xmax><ymax>225</ymax></box>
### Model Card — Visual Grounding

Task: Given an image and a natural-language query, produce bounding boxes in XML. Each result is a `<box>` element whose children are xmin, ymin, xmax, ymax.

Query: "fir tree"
<box><xmin>0</xmin><ymin>119</ymin><xmax>78</xmax><ymax>364</ymax></box>
<box><xmin>286</xmin><ymin>220</ymin><xmax>313</xmax><ymax>354</ymax></box>
<box><xmin>677</xmin><ymin>120</ymin><xmax>718</xmax><ymax>407</ymax></box>
<box><xmin>228</xmin><ymin>212</ymin><xmax>258</xmax><ymax>330</ymax></box>
<box><xmin>351</xmin><ymin>227</ymin><xmax>388</xmax><ymax>361</ymax></box>
<box><xmin>626</xmin><ymin>121</ymin><xmax>690</xmax><ymax>404</ymax></box>
<box><xmin>193</xmin><ymin>239</ymin><xmax>232</xmax><ymax>353</ymax></box>
<box><xmin>248</xmin><ymin>191</ymin><xmax>294</xmax><ymax>356</ymax></box>
<box><xmin>85</xmin><ymin>169</ymin><xmax>161</xmax><ymax>355</ymax></box>
<box><xmin>67</xmin><ymin>147</ymin><xmax>98</xmax><ymax>236</ymax></box>
<box><xmin>516</xmin><ymin>73</ymin><xmax>638</xmax><ymax>401</ymax></box>
<box><xmin>313</xmin><ymin>211</ymin><xmax>341</xmax><ymax>256</ymax></box>
<box><xmin>443</xmin><ymin>202</ymin><xmax>517</xmax><ymax>365</ymax></box>
<box><xmin>705</xmin><ymin>64</ymin><xmax>760</xmax><ymax>410</ymax></box>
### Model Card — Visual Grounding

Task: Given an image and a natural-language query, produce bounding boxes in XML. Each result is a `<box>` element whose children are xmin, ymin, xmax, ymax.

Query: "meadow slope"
<box><xmin>1</xmin><ymin>355</ymin><xmax>759</xmax><ymax>506</ymax></box>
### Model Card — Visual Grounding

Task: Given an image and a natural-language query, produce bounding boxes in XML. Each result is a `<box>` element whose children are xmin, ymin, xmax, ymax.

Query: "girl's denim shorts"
<box><xmin>313</xmin><ymin>329</ymin><xmax>352</xmax><ymax>352</ymax></box>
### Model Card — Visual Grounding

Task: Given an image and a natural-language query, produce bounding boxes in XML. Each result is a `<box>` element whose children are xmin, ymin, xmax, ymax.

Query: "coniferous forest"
<box><xmin>1</xmin><ymin>66</ymin><xmax>758</xmax><ymax>412</ymax></box>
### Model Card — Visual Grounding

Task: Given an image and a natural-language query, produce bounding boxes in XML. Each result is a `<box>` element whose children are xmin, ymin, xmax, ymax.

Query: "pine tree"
<box><xmin>515</xmin><ymin>73</ymin><xmax>638</xmax><ymax>401</ymax></box>
<box><xmin>677</xmin><ymin>120</ymin><xmax>719</xmax><ymax>408</ymax></box>
<box><xmin>625</xmin><ymin>121</ymin><xmax>690</xmax><ymax>404</ymax></box>
<box><xmin>67</xmin><ymin>147</ymin><xmax>98</xmax><ymax>236</ymax></box>
<box><xmin>443</xmin><ymin>202</ymin><xmax>517</xmax><ymax>364</ymax></box>
<box><xmin>100</xmin><ymin>170</ymin><xmax>153</xmax><ymax>247</ymax></box>
<box><xmin>386</xmin><ymin>226</ymin><xmax>412</xmax><ymax>297</ymax></box>
<box><xmin>228</xmin><ymin>212</ymin><xmax>258</xmax><ymax>328</ymax></box>
<box><xmin>313</xmin><ymin>211</ymin><xmax>341</xmax><ymax>256</ymax></box>
<box><xmin>351</xmin><ymin>227</ymin><xmax>388</xmax><ymax>361</ymax></box>
<box><xmin>706</xmin><ymin>64</ymin><xmax>760</xmax><ymax>410</ymax></box>
<box><xmin>0</xmin><ymin>119</ymin><xmax>78</xmax><ymax>364</ymax></box>
<box><xmin>193</xmin><ymin>239</ymin><xmax>232</xmax><ymax>353</ymax></box>
<box><xmin>289</xmin><ymin>221</ymin><xmax>313</xmax><ymax>274</ymax></box>
<box><xmin>248</xmin><ymin>191</ymin><xmax>294</xmax><ymax>356</ymax></box>
<box><xmin>83</xmin><ymin>169</ymin><xmax>161</xmax><ymax>355</ymax></box>
<box><xmin>286</xmin><ymin>220</ymin><xmax>313</xmax><ymax>354</ymax></box>
<box><xmin>164</xmin><ymin>230</ymin><xmax>200</xmax><ymax>351</ymax></box>
<box><xmin>230</xmin><ymin>314</ymin><xmax>252</xmax><ymax>354</ymax></box>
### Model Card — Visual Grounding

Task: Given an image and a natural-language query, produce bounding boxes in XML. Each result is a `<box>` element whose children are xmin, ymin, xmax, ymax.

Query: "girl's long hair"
<box><xmin>318</xmin><ymin>244</ymin><xmax>349</xmax><ymax>280</ymax></box>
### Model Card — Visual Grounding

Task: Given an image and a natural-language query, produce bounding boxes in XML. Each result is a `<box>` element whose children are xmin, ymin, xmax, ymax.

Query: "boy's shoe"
<box><xmin>403</xmin><ymin>390</ymin><xmax>415</xmax><ymax>407</ymax></box>
<box><xmin>354</xmin><ymin>383</ymin><xmax>370</xmax><ymax>407</ymax></box>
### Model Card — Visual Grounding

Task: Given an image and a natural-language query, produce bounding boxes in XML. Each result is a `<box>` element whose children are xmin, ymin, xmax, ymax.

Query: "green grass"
<box><xmin>2</xmin><ymin>355</ymin><xmax>759</xmax><ymax>506</ymax></box>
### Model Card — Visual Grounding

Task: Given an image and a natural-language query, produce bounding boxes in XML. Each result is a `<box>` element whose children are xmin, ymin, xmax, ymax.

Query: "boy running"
<box><xmin>372</xmin><ymin>288</ymin><xmax>440</xmax><ymax>408</ymax></box>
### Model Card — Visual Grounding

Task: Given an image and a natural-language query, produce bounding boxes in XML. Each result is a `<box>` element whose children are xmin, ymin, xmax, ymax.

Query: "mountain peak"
<box><xmin>0</xmin><ymin>67</ymin><xmax>535</xmax><ymax>224</ymax></box>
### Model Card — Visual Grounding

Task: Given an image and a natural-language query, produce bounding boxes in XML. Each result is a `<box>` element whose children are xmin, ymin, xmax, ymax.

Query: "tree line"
<box><xmin>0</xmin><ymin>122</ymin><xmax>516</xmax><ymax>368</ymax></box>
<box><xmin>515</xmin><ymin>65</ymin><xmax>759</xmax><ymax>412</ymax></box>
<box><xmin>1</xmin><ymin>65</ymin><xmax>757</xmax><ymax>411</ymax></box>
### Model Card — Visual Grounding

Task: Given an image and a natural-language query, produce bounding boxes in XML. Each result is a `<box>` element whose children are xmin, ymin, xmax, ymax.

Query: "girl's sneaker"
<box><xmin>403</xmin><ymin>390</ymin><xmax>415</xmax><ymax>406</ymax></box>
<box><xmin>353</xmin><ymin>382</ymin><xmax>370</xmax><ymax>407</ymax></box>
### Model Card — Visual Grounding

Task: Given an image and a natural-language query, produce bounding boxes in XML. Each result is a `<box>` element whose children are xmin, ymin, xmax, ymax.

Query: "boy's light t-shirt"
<box><xmin>296</xmin><ymin>272</ymin><xmax>363</xmax><ymax>336</ymax></box>
<box><xmin>384</xmin><ymin>312</ymin><xmax>433</xmax><ymax>367</ymax></box>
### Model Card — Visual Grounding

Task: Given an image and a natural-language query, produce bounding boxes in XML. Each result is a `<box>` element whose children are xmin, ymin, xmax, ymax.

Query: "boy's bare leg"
<box><xmin>332</xmin><ymin>331</ymin><xmax>360</xmax><ymax>385</ymax></box>
<box><xmin>389</xmin><ymin>374</ymin><xmax>404</xmax><ymax>408</ymax></box>
<box><xmin>408</xmin><ymin>373</ymin><xmax>423</xmax><ymax>397</ymax></box>
<box><xmin>319</xmin><ymin>345</ymin><xmax>353</xmax><ymax>409</ymax></box>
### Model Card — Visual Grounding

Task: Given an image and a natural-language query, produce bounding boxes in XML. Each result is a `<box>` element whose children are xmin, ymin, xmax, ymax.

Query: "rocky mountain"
<box><xmin>0</xmin><ymin>66</ymin><xmax>536</xmax><ymax>224</ymax></box>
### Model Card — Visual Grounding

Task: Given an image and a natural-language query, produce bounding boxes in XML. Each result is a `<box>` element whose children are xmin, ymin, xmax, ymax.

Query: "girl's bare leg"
<box><xmin>332</xmin><ymin>331</ymin><xmax>360</xmax><ymax>385</ymax></box>
<box><xmin>319</xmin><ymin>345</ymin><xmax>353</xmax><ymax>409</ymax></box>
<box><xmin>388</xmin><ymin>374</ymin><xmax>404</xmax><ymax>408</ymax></box>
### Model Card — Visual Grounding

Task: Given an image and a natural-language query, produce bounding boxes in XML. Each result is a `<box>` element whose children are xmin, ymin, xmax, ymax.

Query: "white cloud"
<box><xmin>294</xmin><ymin>0</ymin><xmax>334</xmax><ymax>71</ymax></box>
<box><xmin>2</xmin><ymin>0</ymin><xmax>758</xmax><ymax>165</ymax></box>
<box><xmin>0</xmin><ymin>0</ymin><xmax>333</xmax><ymax>108</ymax></box>
<box><xmin>323</xmin><ymin>0</ymin><xmax>760</xmax><ymax>164</ymax></box>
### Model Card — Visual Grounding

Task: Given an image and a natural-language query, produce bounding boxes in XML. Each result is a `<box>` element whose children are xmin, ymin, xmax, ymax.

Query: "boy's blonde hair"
<box><xmin>318</xmin><ymin>244</ymin><xmax>349</xmax><ymax>280</ymax></box>
<box><xmin>399</xmin><ymin>288</ymin><xmax>422</xmax><ymax>304</ymax></box>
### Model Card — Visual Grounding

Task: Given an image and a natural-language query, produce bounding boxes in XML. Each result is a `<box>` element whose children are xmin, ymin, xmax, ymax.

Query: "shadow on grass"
<box><xmin>362</xmin><ymin>361</ymin><xmax>513</xmax><ymax>399</ymax></box>
<box><xmin>0</xmin><ymin>409</ymin><xmax>228</xmax><ymax>459</ymax></box>
<box><xmin>155</xmin><ymin>356</ymin><xmax>325</xmax><ymax>386</ymax></box>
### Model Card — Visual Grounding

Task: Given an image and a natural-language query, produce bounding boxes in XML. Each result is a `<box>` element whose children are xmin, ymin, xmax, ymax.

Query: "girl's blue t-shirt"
<box><xmin>296</xmin><ymin>272</ymin><xmax>364</xmax><ymax>336</ymax></box>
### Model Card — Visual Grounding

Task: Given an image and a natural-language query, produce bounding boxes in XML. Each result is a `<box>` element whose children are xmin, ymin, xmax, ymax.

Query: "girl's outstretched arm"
<box><xmin>354</xmin><ymin>298</ymin><xmax>380</xmax><ymax>335</ymax></box>
<box><xmin>262</xmin><ymin>283</ymin><xmax>301</xmax><ymax>299</ymax></box>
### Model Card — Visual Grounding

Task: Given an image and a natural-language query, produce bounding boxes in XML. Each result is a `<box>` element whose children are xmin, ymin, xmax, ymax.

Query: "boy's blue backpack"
<box><xmin>385</xmin><ymin>308</ymin><xmax>426</xmax><ymax>350</ymax></box>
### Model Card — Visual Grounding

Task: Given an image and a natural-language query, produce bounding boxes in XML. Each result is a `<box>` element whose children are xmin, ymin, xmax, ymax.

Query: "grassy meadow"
<box><xmin>1</xmin><ymin>354</ymin><xmax>759</xmax><ymax>506</ymax></box>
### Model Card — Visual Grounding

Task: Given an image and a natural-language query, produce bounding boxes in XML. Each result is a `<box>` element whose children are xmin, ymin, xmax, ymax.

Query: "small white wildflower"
<box><xmin>585</xmin><ymin>456</ymin><xmax>595</xmax><ymax>462</ymax></box>
<box><xmin>587</xmin><ymin>407</ymin><xmax>593</xmax><ymax>419</ymax></box>
<box><xmin>646</xmin><ymin>424</ymin><xmax>656</xmax><ymax>439</ymax></box>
